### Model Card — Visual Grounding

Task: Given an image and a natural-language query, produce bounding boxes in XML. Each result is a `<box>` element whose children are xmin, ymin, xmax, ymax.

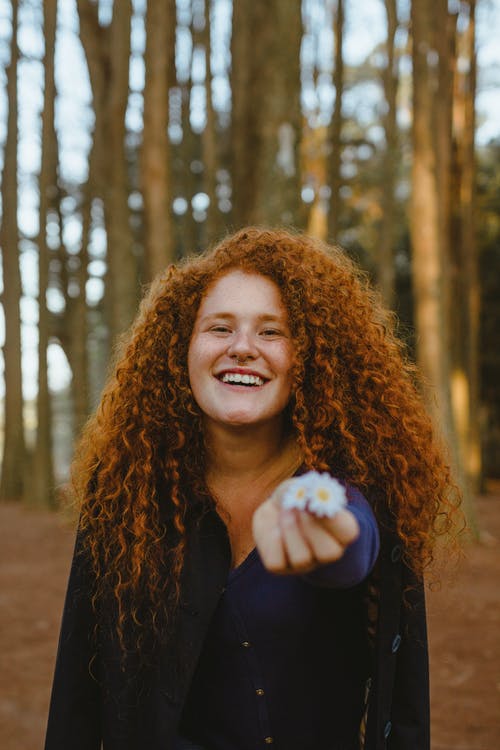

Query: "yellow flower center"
<box><xmin>317</xmin><ymin>488</ymin><xmax>330</xmax><ymax>502</ymax></box>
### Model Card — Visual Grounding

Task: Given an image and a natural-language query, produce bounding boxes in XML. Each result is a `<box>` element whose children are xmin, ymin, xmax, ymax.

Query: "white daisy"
<box><xmin>306</xmin><ymin>472</ymin><xmax>347</xmax><ymax>518</ymax></box>
<box><xmin>282</xmin><ymin>479</ymin><xmax>308</xmax><ymax>511</ymax></box>
<box><xmin>280</xmin><ymin>471</ymin><xmax>347</xmax><ymax>519</ymax></box>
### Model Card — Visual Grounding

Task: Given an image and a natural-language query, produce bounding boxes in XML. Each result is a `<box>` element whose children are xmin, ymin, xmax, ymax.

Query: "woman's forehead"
<box><xmin>198</xmin><ymin>270</ymin><xmax>287</xmax><ymax>316</ymax></box>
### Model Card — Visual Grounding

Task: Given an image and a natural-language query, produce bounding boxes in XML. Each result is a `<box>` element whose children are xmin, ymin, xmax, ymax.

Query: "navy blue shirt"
<box><xmin>180</xmin><ymin>486</ymin><xmax>380</xmax><ymax>750</ymax></box>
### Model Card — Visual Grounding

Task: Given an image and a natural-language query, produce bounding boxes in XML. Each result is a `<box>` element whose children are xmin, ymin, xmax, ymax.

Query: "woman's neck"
<box><xmin>204</xmin><ymin>420</ymin><xmax>301</xmax><ymax>489</ymax></box>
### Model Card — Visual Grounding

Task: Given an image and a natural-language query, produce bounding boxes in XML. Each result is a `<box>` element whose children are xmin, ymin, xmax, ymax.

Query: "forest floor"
<box><xmin>0</xmin><ymin>486</ymin><xmax>499</xmax><ymax>750</ymax></box>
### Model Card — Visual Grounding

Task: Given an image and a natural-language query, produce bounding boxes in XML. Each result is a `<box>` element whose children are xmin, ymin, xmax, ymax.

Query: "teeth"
<box><xmin>221</xmin><ymin>373</ymin><xmax>265</xmax><ymax>386</ymax></box>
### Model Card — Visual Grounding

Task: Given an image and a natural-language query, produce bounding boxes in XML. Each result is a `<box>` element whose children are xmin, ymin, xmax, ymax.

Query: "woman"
<box><xmin>45</xmin><ymin>227</ymin><xmax>460</xmax><ymax>750</ymax></box>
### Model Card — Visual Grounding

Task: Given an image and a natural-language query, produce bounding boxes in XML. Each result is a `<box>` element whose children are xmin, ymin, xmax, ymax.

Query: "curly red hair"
<box><xmin>72</xmin><ymin>227</ymin><xmax>460</xmax><ymax>651</ymax></box>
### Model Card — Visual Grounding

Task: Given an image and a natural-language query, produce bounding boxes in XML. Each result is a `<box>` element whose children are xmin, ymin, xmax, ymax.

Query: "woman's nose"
<box><xmin>227</xmin><ymin>330</ymin><xmax>258</xmax><ymax>360</ymax></box>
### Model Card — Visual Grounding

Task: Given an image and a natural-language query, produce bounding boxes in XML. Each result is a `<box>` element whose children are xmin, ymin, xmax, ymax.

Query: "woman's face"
<box><xmin>188</xmin><ymin>271</ymin><xmax>294</xmax><ymax>432</ymax></box>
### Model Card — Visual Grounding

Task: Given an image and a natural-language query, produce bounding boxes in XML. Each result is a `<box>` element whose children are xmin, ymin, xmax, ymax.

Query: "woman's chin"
<box><xmin>221</xmin><ymin>412</ymin><xmax>263</xmax><ymax>427</ymax></box>
<box><xmin>209</xmin><ymin>410</ymin><xmax>283</xmax><ymax>431</ymax></box>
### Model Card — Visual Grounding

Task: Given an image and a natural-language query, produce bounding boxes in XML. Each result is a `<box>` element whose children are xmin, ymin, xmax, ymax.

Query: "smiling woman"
<box><xmin>188</xmin><ymin>271</ymin><xmax>294</xmax><ymax>431</ymax></box>
<box><xmin>44</xmin><ymin>227</ymin><xmax>461</xmax><ymax>750</ymax></box>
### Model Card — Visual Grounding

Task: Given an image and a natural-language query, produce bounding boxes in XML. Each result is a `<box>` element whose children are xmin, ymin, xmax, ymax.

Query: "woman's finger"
<box><xmin>279</xmin><ymin>508</ymin><xmax>315</xmax><ymax>572</ymax></box>
<box><xmin>318</xmin><ymin>508</ymin><xmax>360</xmax><ymax>546</ymax></box>
<box><xmin>252</xmin><ymin>500</ymin><xmax>287</xmax><ymax>572</ymax></box>
<box><xmin>295</xmin><ymin>510</ymin><xmax>345</xmax><ymax>564</ymax></box>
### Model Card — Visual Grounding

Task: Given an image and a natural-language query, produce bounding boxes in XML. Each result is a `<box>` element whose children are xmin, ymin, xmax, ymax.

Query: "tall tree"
<box><xmin>54</xmin><ymin>177</ymin><xmax>91</xmax><ymax>437</ymax></box>
<box><xmin>201</xmin><ymin>0</ymin><xmax>219</xmax><ymax>244</ymax></box>
<box><xmin>410</xmin><ymin>0</ymin><xmax>474</xmax><ymax>527</ymax></box>
<box><xmin>231</xmin><ymin>0</ymin><xmax>303</xmax><ymax>226</ymax></box>
<box><xmin>376</xmin><ymin>0</ymin><xmax>399</xmax><ymax>308</ymax></box>
<box><xmin>77</xmin><ymin>0</ymin><xmax>137</xmax><ymax>343</ymax></box>
<box><xmin>141</xmin><ymin>0</ymin><xmax>176</xmax><ymax>279</ymax></box>
<box><xmin>411</xmin><ymin>0</ymin><xmax>450</xmax><ymax>418</ymax></box>
<box><xmin>327</xmin><ymin>0</ymin><xmax>344</xmax><ymax>244</ymax></box>
<box><xmin>0</xmin><ymin>0</ymin><xmax>25</xmax><ymax>502</ymax></box>
<box><xmin>450</xmin><ymin>0</ymin><xmax>481</xmax><ymax>492</ymax></box>
<box><xmin>179</xmin><ymin>7</ymin><xmax>200</xmax><ymax>255</ymax></box>
<box><xmin>69</xmin><ymin>184</ymin><xmax>91</xmax><ymax>434</ymax></box>
<box><xmin>32</xmin><ymin>0</ymin><xmax>57</xmax><ymax>507</ymax></box>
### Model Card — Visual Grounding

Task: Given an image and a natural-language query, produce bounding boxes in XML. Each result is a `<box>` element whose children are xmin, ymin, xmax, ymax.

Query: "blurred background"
<box><xmin>0</xmin><ymin>0</ymin><xmax>499</xmax><ymax>514</ymax></box>
<box><xmin>0</xmin><ymin>1</ymin><xmax>499</xmax><ymax>747</ymax></box>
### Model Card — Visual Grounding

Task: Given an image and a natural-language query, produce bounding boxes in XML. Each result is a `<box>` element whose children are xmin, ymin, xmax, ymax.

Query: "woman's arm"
<box><xmin>44</xmin><ymin>529</ymin><xmax>102</xmax><ymax>750</ymax></box>
<box><xmin>253</xmin><ymin>481</ymin><xmax>379</xmax><ymax>587</ymax></box>
<box><xmin>300</xmin><ymin>486</ymin><xmax>380</xmax><ymax>588</ymax></box>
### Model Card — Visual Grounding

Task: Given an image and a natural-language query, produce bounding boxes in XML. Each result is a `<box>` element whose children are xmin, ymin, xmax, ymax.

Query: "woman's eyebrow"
<box><xmin>201</xmin><ymin>312</ymin><xmax>287</xmax><ymax>322</ymax></box>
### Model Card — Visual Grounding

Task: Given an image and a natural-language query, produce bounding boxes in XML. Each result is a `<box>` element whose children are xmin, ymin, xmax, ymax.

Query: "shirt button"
<box><xmin>384</xmin><ymin>720</ymin><xmax>392</xmax><ymax>739</ymax></box>
<box><xmin>256</xmin><ymin>688</ymin><xmax>265</xmax><ymax>696</ymax></box>
<box><xmin>390</xmin><ymin>544</ymin><xmax>402</xmax><ymax>563</ymax></box>
<box><xmin>264</xmin><ymin>738</ymin><xmax>274</xmax><ymax>744</ymax></box>
<box><xmin>241</xmin><ymin>641</ymin><xmax>251</xmax><ymax>648</ymax></box>
<box><xmin>391</xmin><ymin>634</ymin><xmax>402</xmax><ymax>653</ymax></box>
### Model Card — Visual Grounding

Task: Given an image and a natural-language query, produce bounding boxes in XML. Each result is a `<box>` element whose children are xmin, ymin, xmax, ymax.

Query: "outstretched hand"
<box><xmin>252</xmin><ymin>479</ymin><xmax>360</xmax><ymax>574</ymax></box>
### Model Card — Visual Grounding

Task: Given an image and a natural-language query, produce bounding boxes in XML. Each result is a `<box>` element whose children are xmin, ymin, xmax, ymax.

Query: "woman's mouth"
<box><xmin>217</xmin><ymin>372</ymin><xmax>266</xmax><ymax>387</ymax></box>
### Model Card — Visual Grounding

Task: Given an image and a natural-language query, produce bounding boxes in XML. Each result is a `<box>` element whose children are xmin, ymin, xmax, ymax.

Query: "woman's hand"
<box><xmin>252</xmin><ymin>480</ymin><xmax>360</xmax><ymax>574</ymax></box>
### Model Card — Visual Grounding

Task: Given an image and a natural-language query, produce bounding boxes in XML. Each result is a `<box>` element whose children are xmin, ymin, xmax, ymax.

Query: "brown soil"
<box><xmin>1</xmin><ymin>490</ymin><xmax>499</xmax><ymax>750</ymax></box>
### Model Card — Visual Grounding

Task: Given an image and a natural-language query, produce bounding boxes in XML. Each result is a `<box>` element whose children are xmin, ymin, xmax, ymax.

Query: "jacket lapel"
<box><xmin>158</xmin><ymin>506</ymin><xmax>231</xmax><ymax>708</ymax></box>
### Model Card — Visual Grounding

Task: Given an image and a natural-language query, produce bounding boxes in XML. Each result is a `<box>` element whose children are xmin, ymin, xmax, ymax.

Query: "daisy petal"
<box><xmin>279</xmin><ymin>471</ymin><xmax>347</xmax><ymax>518</ymax></box>
<box><xmin>282</xmin><ymin>479</ymin><xmax>308</xmax><ymax>511</ymax></box>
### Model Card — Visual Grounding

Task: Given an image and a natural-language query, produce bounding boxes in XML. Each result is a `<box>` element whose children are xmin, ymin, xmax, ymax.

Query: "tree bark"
<box><xmin>410</xmin><ymin>0</ymin><xmax>475</xmax><ymax>530</ymax></box>
<box><xmin>202</xmin><ymin>0</ymin><xmax>219</xmax><ymax>244</ymax></box>
<box><xmin>435</xmin><ymin>5</ymin><xmax>457</xmax><ymax>333</ymax></box>
<box><xmin>106</xmin><ymin>0</ymin><xmax>137</xmax><ymax>336</ymax></box>
<box><xmin>450</xmin><ymin>1</ymin><xmax>481</xmax><ymax>493</ymax></box>
<box><xmin>411</xmin><ymin>0</ymin><xmax>450</xmax><ymax>419</ymax></box>
<box><xmin>179</xmin><ymin>23</ymin><xmax>199</xmax><ymax>256</ymax></box>
<box><xmin>71</xmin><ymin>180</ymin><xmax>91</xmax><ymax>434</ymax></box>
<box><xmin>77</xmin><ymin>0</ymin><xmax>137</xmax><ymax>344</ymax></box>
<box><xmin>327</xmin><ymin>0</ymin><xmax>344</xmax><ymax>244</ymax></box>
<box><xmin>32</xmin><ymin>0</ymin><xmax>57</xmax><ymax>507</ymax></box>
<box><xmin>231</xmin><ymin>0</ymin><xmax>303</xmax><ymax>227</ymax></box>
<box><xmin>141</xmin><ymin>0</ymin><xmax>176</xmax><ymax>279</ymax></box>
<box><xmin>0</xmin><ymin>0</ymin><xmax>25</xmax><ymax>503</ymax></box>
<box><xmin>376</xmin><ymin>0</ymin><xmax>398</xmax><ymax>308</ymax></box>
<box><xmin>55</xmin><ymin>182</ymin><xmax>91</xmax><ymax>437</ymax></box>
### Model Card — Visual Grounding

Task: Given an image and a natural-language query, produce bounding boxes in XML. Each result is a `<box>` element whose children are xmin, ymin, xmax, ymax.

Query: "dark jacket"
<box><xmin>44</xmin><ymin>506</ymin><xmax>429</xmax><ymax>750</ymax></box>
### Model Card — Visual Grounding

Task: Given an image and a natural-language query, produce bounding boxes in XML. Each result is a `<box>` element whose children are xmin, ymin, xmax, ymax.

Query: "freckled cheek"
<box><xmin>188</xmin><ymin>339</ymin><xmax>224</xmax><ymax>401</ymax></box>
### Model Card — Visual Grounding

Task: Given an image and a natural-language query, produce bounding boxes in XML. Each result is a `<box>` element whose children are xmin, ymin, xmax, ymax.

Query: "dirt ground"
<box><xmin>1</xmin><ymin>488</ymin><xmax>499</xmax><ymax>750</ymax></box>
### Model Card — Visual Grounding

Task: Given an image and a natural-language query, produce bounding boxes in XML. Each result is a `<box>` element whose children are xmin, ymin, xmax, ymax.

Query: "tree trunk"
<box><xmin>77</xmin><ymin>0</ymin><xmax>137</xmax><ymax>344</ymax></box>
<box><xmin>32</xmin><ymin>0</ymin><xmax>57</xmax><ymax>507</ymax></box>
<box><xmin>435</xmin><ymin>5</ymin><xmax>456</xmax><ymax>338</ymax></box>
<box><xmin>327</xmin><ymin>0</ymin><xmax>344</xmax><ymax>244</ymax></box>
<box><xmin>410</xmin><ymin>0</ymin><xmax>475</xmax><ymax>531</ymax></box>
<box><xmin>202</xmin><ymin>0</ymin><xmax>219</xmax><ymax>245</ymax></box>
<box><xmin>411</xmin><ymin>0</ymin><xmax>450</xmax><ymax>418</ymax></box>
<box><xmin>52</xmin><ymin>168</ymin><xmax>92</xmax><ymax>438</ymax></box>
<box><xmin>105</xmin><ymin>0</ymin><xmax>137</xmax><ymax>337</ymax></box>
<box><xmin>179</xmin><ymin>29</ymin><xmax>199</xmax><ymax>256</ymax></box>
<box><xmin>231</xmin><ymin>0</ymin><xmax>303</xmax><ymax>227</ymax></box>
<box><xmin>141</xmin><ymin>0</ymin><xmax>176</xmax><ymax>279</ymax></box>
<box><xmin>70</xmin><ymin>180</ymin><xmax>91</xmax><ymax>434</ymax></box>
<box><xmin>376</xmin><ymin>0</ymin><xmax>398</xmax><ymax>308</ymax></box>
<box><xmin>450</xmin><ymin>1</ymin><xmax>481</xmax><ymax>494</ymax></box>
<box><xmin>0</xmin><ymin>0</ymin><xmax>25</xmax><ymax>503</ymax></box>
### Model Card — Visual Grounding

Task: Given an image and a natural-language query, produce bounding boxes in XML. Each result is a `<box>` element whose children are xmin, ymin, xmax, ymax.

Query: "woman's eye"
<box><xmin>210</xmin><ymin>325</ymin><xmax>231</xmax><ymax>333</ymax></box>
<box><xmin>260</xmin><ymin>329</ymin><xmax>282</xmax><ymax>337</ymax></box>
